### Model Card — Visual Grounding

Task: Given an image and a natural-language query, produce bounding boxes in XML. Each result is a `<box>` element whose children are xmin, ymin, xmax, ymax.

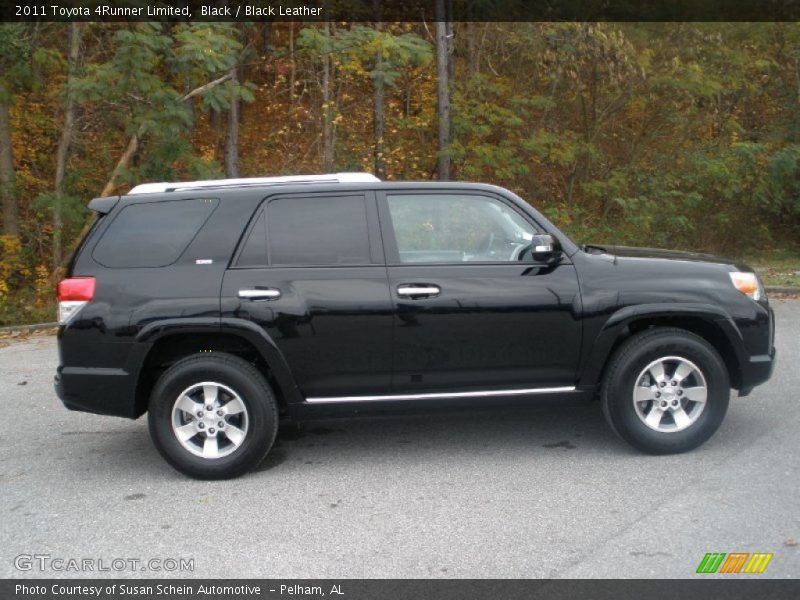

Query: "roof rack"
<box><xmin>127</xmin><ymin>172</ymin><xmax>380</xmax><ymax>195</ymax></box>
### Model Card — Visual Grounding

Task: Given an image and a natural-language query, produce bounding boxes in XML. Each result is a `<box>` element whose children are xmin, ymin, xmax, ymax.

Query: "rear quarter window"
<box><xmin>92</xmin><ymin>198</ymin><xmax>218</xmax><ymax>268</ymax></box>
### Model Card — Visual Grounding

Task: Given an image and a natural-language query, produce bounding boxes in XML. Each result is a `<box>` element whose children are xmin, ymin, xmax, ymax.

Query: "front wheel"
<box><xmin>148</xmin><ymin>352</ymin><xmax>278</xmax><ymax>479</ymax></box>
<box><xmin>601</xmin><ymin>327</ymin><xmax>730</xmax><ymax>454</ymax></box>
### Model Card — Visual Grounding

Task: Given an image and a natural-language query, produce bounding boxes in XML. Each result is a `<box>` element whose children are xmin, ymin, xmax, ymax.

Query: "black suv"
<box><xmin>55</xmin><ymin>173</ymin><xmax>776</xmax><ymax>479</ymax></box>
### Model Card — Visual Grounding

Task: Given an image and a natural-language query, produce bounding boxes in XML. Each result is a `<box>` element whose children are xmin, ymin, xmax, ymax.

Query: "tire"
<box><xmin>601</xmin><ymin>327</ymin><xmax>730</xmax><ymax>454</ymax></box>
<box><xmin>148</xmin><ymin>352</ymin><xmax>278</xmax><ymax>479</ymax></box>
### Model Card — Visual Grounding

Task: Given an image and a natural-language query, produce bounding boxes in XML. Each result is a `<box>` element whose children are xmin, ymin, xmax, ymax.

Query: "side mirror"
<box><xmin>530</xmin><ymin>234</ymin><xmax>559</xmax><ymax>263</ymax></box>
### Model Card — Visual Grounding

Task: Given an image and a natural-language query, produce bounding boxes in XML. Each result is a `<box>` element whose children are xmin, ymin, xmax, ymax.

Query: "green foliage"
<box><xmin>71</xmin><ymin>23</ymin><xmax>251</xmax><ymax>185</ymax></box>
<box><xmin>3</xmin><ymin>21</ymin><xmax>800</xmax><ymax>326</ymax></box>
<box><xmin>0</xmin><ymin>24</ymin><xmax>33</xmax><ymax>97</ymax></box>
<box><xmin>448</xmin><ymin>22</ymin><xmax>800</xmax><ymax>255</ymax></box>
<box><xmin>298</xmin><ymin>24</ymin><xmax>432</xmax><ymax>90</ymax></box>
<box><xmin>337</xmin><ymin>26</ymin><xmax>432</xmax><ymax>87</ymax></box>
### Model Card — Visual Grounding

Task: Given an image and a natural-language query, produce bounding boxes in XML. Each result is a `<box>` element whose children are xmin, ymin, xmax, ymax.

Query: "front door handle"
<box><xmin>238</xmin><ymin>288</ymin><xmax>281</xmax><ymax>301</ymax></box>
<box><xmin>396</xmin><ymin>284</ymin><xmax>441</xmax><ymax>298</ymax></box>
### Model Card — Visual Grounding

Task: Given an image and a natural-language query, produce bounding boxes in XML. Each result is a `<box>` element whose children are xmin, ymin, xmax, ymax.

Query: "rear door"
<box><xmin>221</xmin><ymin>191</ymin><xmax>393</xmax><ymax>398</ymax></box>
<box><xmin>378</xmin><ymin>190</ymin><xmax>582</xmax><ymax>393</ymax></box>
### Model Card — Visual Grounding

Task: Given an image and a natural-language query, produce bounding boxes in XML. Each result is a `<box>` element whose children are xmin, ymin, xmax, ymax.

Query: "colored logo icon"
<box><xmin>696</xmin><ymin>552</ymin><xmax>773</xmax><ymax>574</ymax></box>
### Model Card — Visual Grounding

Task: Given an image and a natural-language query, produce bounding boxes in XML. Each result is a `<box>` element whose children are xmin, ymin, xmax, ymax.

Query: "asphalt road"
<box><xmin>1</xmin><ymin>301</ymin><xmax>798</xmax><ymax>579</ymax></box>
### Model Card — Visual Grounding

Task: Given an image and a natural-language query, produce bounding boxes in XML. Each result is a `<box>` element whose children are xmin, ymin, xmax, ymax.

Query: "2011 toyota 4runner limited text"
<box><xmin>55</xmin><ymin>173</ymin><xmax>776</xmax><ymax>479</ymax></box>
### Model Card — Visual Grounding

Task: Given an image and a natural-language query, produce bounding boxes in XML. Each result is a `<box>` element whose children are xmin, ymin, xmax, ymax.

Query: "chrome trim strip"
<box><xmin>305</xmin><ymin>386</ymin><xmax>577</xmax><ymax>403</ymax></box>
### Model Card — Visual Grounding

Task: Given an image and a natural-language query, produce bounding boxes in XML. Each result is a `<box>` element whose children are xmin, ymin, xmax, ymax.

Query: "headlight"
<box><xmin>729</xmin><ymin>272</ymin><xmax>763</xmax><ymax>301</ymax></box>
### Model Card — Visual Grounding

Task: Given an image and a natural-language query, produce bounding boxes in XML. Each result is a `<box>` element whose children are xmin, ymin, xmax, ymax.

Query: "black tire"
<box><xmin>148</xmin><ymin>352</ymin><xmax>278</xmax><ymax>479</ymax></box>
<box><xmin>601</xmin><ymin>327</ymin><xmax>730</xmax><ymax>454</ymax></box>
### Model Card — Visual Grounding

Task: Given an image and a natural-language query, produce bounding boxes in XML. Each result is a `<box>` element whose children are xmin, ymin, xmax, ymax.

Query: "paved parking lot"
<box><xmin>1</xmin><ymin>301</ymin><xmax>798</xmax><ymax>579</ymax></box>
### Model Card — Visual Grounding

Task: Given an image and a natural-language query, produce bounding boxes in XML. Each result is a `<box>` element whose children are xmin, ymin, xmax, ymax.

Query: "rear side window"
<box><xmin>237</xmin><ymin>195</ymin><xmax>371</xmax><ymax>267</ymax></box>
<box><xmin>92</xmin><ymin>198</ymin><xmax>218</xmax><ymax>268</ymax></box>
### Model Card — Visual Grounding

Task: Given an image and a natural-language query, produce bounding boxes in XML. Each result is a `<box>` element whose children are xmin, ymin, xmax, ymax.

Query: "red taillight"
<box><xmin>57</xmin><ymin>277</ymin><xmax>95</xmax><ymax>325</ymax></box>
<box><xmin>57</xmin><ymin>277</ymin><xmax>95</xmax><ymax>302</ymax></box>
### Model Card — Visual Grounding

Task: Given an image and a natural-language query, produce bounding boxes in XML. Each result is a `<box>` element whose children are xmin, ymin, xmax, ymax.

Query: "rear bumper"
<box><xmin>55</xmin><ymin>365</ymin><xmax>139</xmax><ymax>418</ymax></box>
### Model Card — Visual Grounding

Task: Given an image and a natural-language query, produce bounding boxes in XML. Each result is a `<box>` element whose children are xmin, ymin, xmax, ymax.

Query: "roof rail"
<box><xmin>128</xmin><ymin>172</ymin><xmax>380</xmax><ymax>195</ymax></box>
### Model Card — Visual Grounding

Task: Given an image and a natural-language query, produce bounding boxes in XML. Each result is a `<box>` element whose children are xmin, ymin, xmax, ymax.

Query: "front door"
<box><xmin>378</xmin><ymin>191</ymin><xmax>582</xmax><ymax>393</ymax></box>
<box><xmin>221</xmin><ymin>191</ymin><xmax>393</xmax><ymax>398</ymax></box>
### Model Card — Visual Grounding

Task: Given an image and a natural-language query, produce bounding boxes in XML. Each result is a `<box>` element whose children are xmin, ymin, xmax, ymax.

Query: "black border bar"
<box><xmin>3</xmin><ymin>579</ymin><xmax>800</xmax><ymax>600</ymax></box>
<box><xmin>4</xmin><ymin>0</ymin><xmax>800</xmax><ymax>22</ymax></box>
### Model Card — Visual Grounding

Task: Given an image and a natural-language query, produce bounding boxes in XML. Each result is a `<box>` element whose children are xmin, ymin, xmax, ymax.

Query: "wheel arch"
<box><xmin>133</xmin><ymin>319</ymin><xmax>301</xmax><ymax>417</ymax></box>
<box><xmin>579</xmin><ymin>304</ymin><xmax>747</xmax><ymax>392</ymax></box>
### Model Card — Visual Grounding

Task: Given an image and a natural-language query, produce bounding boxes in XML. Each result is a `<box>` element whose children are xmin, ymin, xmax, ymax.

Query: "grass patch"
<box><xmin>0</xmin><ymin>295</ymin><xmax>56</xmax><ymax>328</ymax></box>
<box><xmin>744</xmin><ymin>250</ymin><xmax>800</xmax><ymax>288</ymax></box>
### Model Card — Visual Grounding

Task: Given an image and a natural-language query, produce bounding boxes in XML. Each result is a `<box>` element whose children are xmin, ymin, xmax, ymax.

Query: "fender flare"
<box><xmin>134</xmin><ymin>317</ymin><xmax>302</xmax><ymax>405</ymax></box>
<box><xmin>577</xmin><ymin>303</ymin><xmax>747</xmax><ymax>389</ymax></box>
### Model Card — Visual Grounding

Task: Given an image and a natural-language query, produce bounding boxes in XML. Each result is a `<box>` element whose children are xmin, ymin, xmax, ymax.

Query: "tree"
<box><xmin>0</xmin><ymin>81</ymin><xmax>16</xmax><ymax>237</ymax></box>
<box><xmin>225</xmin><ymin>64</ymin><xmax>241</xmax><ymax>178</ymax></box>
<box><xmin>297</xmin><ymin>21</ymin><xmax>338</xmax><ymax>172</ymax></box>
<box><xmin>322</xmin><ymin>21</ymin><xmax>335</xmax><ymax>172</ymax></box>
<box><xmin>435</xmin><ymin>0</ymin><xmax>452</xmax><ymax>180</ymax></box>
<box><xmin>73</xmin><ymin>23</ymin><xmax>253</xmax><ymax>194</ymax></box>
<box><xmin>329</xmin><ymin>24</ymin><xmax>432</xmax><ymax>178</ymax></box>
<box><xmin>373</xmin><ymin>16</ymin><xmax>386</xmax><ymax>179</ymax></box>
<box><xmin>52</xmin><ymin>22</ymin><xmax>83</xmax><ymax>268</ymax></box>
<box><xmin>0</xmin><ymin>24</ymin><xmax>33</xmax><ymax>237</ymax></box>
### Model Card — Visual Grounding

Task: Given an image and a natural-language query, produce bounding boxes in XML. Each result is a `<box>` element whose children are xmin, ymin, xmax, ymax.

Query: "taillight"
<box><xmin>57</xmin><ymin>277</ymin><xmax>95</xmax><ymax>325</ymax></box>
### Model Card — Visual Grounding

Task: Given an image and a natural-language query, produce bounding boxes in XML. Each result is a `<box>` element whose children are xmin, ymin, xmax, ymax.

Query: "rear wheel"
<box><xmin>601</xmin><ymin>327</ymin><xmax>730</xmax><ymax>454</ymax></box>
<box><xmin>148</xmin><ymin>352</ymin><xmax>278</xmax><ymax>479</ymax></box>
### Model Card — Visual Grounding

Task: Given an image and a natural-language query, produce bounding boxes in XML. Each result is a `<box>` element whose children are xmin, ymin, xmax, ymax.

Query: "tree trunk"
<box><xmin>445</xmin><ymin>3</ymin><xmax>455</xmax><ymax>81</ymax></box>
<box><xmin>53</xmin><ymin>22</ymin><xmax>83</xmax><ymax>268</ymax></box>
<box><xmin>466</xmin><ymin>22</ymin><xmax>477</xmax><ymax>76</ymax></box>
<box><xmin>322</xmin><ymin>20</ymin><xmax>334</xmax><ymax>172</ymax></box>
<box><xmin>0</xmin><ymin>82</ymin><xmax>18</xmax><ymax>236</ymax></box>
<box><xmin>435</xmin><ymin>0</ymin><xmax>451</xmax><ymax>181</ymax></box>
<box><xmin>373</xmin><ymin>15</ymin><xmax>386</xmax><ymax>179</ymax></box>
<box><xmin>262</xmin><ymin>21</ymin><xmax>272</xmax><ymax>57</ymax></box>
<box><xmin>288</xmin><ymin>22</ymin><xmax>296</xmax><ymax>110</ymax></box>
<box><xmin>225</xmin><ymin>66</ymin><xmax>240</xmax><ymax>178</ymax></box>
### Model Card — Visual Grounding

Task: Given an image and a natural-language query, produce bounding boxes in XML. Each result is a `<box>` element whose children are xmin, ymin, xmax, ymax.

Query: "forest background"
<box><xmin>1</xmin><ymin>20</ymin><xmax>800</xmax><ymax>325</ymax></box>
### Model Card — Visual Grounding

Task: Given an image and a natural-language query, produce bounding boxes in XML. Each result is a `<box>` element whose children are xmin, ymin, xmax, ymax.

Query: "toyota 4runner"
<box><xmin>55</xmin><ymin>173</ymin><xmax>776</xmax><ymax>479</ymax></box>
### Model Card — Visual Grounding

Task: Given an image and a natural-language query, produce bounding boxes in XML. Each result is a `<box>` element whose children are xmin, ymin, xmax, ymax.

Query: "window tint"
<box><xmin>387</xmin><ymin>194</ymin><xmax>537</xmax><ymax>263</ymax></box>
<box><xmin>237</xmin><ymin>211</ymin><xmax>267</xmax><ymax>267</ymax></box>
<box><xmin>267</xmin><ymin>195</ymin><xmax>371</xmax><ymax>266</ymax></box>
<box><xmin>92</xmin><ymin>198</ymin><xmax>218</xmax><ymax>268</ymax></box>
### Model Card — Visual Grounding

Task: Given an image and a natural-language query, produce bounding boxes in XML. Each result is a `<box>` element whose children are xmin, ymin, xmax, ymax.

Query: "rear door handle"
<box><xmin>238</xmin><ymin>288</ymin><xmax>281</xmax><ymax>301</ymax></box>
<box><xmin>396</xmin><ymin>284</ymin><xmax>441</xmax><ymax>298</ymax></box>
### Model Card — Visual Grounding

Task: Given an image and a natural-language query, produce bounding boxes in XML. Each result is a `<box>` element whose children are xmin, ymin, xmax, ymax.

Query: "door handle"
<box><xmin>238</xmin><ymin>288</ymin><xmax>281</xmax><ymax>300</ymax></box>
<box><xmin>396</xmin><ymin>284</ymin><xmax>441</xmax><ymax>298</ymax></box>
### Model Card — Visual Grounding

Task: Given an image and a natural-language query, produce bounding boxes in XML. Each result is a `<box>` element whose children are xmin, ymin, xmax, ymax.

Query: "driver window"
<box><xmin>386</xmin><ymin>194</ymin><xmax>537</xmax><ymax>264</ymax></box>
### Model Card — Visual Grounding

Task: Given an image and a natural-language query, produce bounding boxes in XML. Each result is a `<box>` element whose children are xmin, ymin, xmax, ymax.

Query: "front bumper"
<box><xmin>738</xmin><ymin>347</ymin><xmax>776</xmax><ymax>396</ymax></box>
